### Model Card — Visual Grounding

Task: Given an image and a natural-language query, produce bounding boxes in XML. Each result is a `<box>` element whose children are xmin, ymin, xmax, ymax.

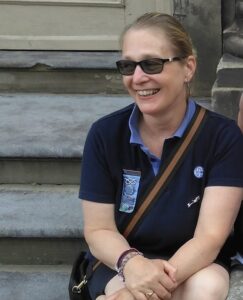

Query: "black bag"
<box><xmin>68</xmin><ymin>251</ymin><xmax>92</xmax><ymax>300</ymax></box>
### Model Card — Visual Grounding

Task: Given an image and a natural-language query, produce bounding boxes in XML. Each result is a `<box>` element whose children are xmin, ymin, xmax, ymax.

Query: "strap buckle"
<box><xmin>72</xmin><ymin>275</ymin><xmax>88</xmax><ymax>294</ymax></box>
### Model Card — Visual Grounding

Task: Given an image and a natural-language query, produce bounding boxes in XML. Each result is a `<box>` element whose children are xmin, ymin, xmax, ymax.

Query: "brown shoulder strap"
<box><xmin>123</xmin><ymin>106</ymin><xmax>207</xmax><ymax>238</ymax></box>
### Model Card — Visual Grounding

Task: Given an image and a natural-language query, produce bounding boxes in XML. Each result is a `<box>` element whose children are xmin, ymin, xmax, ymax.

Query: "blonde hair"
<box><xmin>120</xmin><ymin>12</ymin><xmax>194</xmax><ymax>58</ymax></box>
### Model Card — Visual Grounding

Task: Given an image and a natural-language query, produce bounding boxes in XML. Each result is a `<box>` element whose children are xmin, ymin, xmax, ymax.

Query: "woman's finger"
<box><xmin>163</xmin><ymin>261</ymin><xmax>177</xmax><ymax>282</ymax></box>
<box><xmin>147</xmin><ymin>284</ymin><xmax>172</xmax><ymax>300</ymax></box>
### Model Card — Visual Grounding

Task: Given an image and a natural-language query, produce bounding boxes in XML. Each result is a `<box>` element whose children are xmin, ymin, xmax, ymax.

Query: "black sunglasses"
<box><xmin>116</xmin><ymin>57</ymin><xmax>184</xmax><ymax>75</ymax></box>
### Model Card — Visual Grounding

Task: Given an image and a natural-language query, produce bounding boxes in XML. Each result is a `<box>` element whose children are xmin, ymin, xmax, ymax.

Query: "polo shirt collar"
<box><xmin>129</xmin><ymin>99</ymin><xmax>196</xmax><ymax>145</ymax></box>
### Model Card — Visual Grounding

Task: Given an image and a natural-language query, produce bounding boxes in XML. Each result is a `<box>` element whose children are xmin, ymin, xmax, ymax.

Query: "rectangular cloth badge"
<box><xmin>119</xmin><ymin>169</ymin><xmax>141</xmax><ymax>213</ymax></box>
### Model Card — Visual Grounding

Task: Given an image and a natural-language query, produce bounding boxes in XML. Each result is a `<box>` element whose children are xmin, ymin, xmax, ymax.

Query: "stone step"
<box><xmin>211</xmin><ymin>83</ymin><xmax>242</xmax><ymax>120</ymax></box>
<box><xmin>0</xmin><ymin>51</ymin><xmax>126</xmax><ymax>94</ymax></box>
<box><xmin>228</xmin><ymin>267</ymin><xmax>243</xmax><ymax>300</ymax></box>
<box><xmin>212</xmin><ymin>53</ymin><xmax>243</xmax><ymax>120</ymax></box>
<box><xmin>215</xmin><ymin>54</ymin><xmax>243</xmax><ymax>88</ymax></box>
<box><xmin>0</xmin><ymin>93</ymin><xmax>132</xmax><ymax>184</ymax></box>
<box><xmin>0</xmin><ymin>93</ymin><xmax>211</xmax><ymax>185</ymax></box>
<box><xmin>0</xmin><ymin>265</ymin><xmax>71</xmax><ymax>300</ymax></box>
<box><xmin>0</xmin><ymin>265</ymin><xmax>241</xmax><ymax>300</ymax></box>
<box><xmin>0</xmin><ymin>184</ymin><xmax>86</xmax><ymax>264</ymax></box>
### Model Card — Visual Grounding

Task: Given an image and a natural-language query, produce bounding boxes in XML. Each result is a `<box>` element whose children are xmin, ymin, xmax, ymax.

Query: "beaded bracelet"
<box><xmin>115</xmin><ymin>248</ymin><xmax>143</xmax><ymax>281</ymax></box>
<box><xmin>116</xmin><ymin>248</ymin><xmax>137</xmax><ymax>270</ymax></box>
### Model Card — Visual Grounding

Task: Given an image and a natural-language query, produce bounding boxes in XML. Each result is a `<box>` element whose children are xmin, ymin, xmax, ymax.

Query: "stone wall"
<box><xmin>173</xmin><ymin>0</ymin><xmax>222</xmax><ymax>97</ymax></box>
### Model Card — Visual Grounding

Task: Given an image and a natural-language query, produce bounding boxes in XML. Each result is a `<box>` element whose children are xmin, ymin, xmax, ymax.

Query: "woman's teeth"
<box><xmin>137</xmin><ymin>89</ymin><xmax>160</xmax><ymax>96</ymax></box>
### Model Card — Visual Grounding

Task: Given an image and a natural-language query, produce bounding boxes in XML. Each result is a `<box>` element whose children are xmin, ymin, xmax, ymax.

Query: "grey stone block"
<box><xmin>211</xmin><ymin>84</ymin><xmax>242</xmax><ymax>120</ymax></box>
<box><xmin>0</xmin><ymin>184</ymin><xmax>81</xmax><ymax>238</ymax></box>
<box><xmin>0</xmin><ymin>184</ymin><xmax>86</xmax><ymax>264</ymax></box>
<box><xmin>227</xmin><ymin>268</ymin><xmax>243</xmax><ymax>300</ymax></box>
<box><xmin>216</xmin><ymin>54</ymin><xmax>243</xmax><ymax>88</ymax></box>
<box><xmin>0</xmin><ymin>158</ymin><xmax>81</xmax><ymax>185</ymax></box>
<box><xmin>0</xmin><ymin>93</ymin><xmax>131</xmax><ymax>184</ymax></box>
<box><xmin>0</xmin><ymin>69</ymin><xmax>125</xmax><ymax>94</ymax></box>
<box><xmin>0</xmin><ymin>51</ymin><xmax>120</xmax><ymax>69</ymax></box>
<box><xmin>0</xmin><ymin>94</ymin><xmax>213</xmax><ymax>185</ymax></box>
<box><xmin>0</xmin><ymin>265</ymin><xmax>241</xmax><ymax>300</ymax></box>
<box><xmin>0</xmin><ymin>51</ymin><xmax>126</xmax><ymax>94</ymax></box>
<box><xmin>0</xmin><ymin>265</ymin><xmax>71</xmax><ymax>300</ymax></box>
<box><xmin>0</xmin><ymin>51</ymin><xmax>125</xmax><ymax>94</ymax></box>
<box><xmin>176</xmin><ymin>0</ymin><xmax>222</xmax><ymax>96</ymax></box>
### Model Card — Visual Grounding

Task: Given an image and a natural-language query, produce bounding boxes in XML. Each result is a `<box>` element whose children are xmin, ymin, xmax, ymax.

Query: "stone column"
<box><xmin>173</xmin><ymin>0</ymin><xmax>222</xmax><ymax>97</ymax></box>
<box><xmin>212</xmin><ymin>0</ymin><xmax>243</xmax><ymax>119</ymax></box>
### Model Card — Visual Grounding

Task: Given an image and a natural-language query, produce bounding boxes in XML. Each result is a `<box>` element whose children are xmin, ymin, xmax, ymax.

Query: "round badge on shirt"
<box><xmin>194</xmin><ymin>166</ymin><xmax>204</xmax><ymax>179</ymax></box>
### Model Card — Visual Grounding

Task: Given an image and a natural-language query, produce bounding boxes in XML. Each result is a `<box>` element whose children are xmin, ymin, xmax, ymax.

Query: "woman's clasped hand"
<box><xmin>99</xmin><ymin>257</ymin><xmax>177</xmax><ymax>300</ymax></box>
<box><xmin>122</xmin><ymin>256</ymin><xmax>177</xmax><ymax>299</ymax></box>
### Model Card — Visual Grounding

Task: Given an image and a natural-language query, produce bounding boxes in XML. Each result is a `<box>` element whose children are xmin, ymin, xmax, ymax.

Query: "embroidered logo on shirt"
<box><xmin>119</xmin><ymin>169</ymin><xmax>141</xmax><ymax>213</ymax></box>
<box><xmin>193</xmin><ymin>166</ymin><xmax>204</xmax><ymax>179</ymax></box>
<box><xmin>187</xmin><ymin>196</ymin><xmax>200</xmax><ymax>208</ymax></box>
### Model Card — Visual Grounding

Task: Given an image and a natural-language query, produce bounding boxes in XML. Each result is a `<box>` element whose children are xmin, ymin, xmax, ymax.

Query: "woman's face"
<box><xmin>121</xmin><ymin>28</ymin><xmax>196</xmax><ymax>117</ymax></box>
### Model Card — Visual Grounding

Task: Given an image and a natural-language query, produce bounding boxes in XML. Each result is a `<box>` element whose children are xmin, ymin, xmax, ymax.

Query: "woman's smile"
<box><xmin>136</xmin><ymin>89</ymin><xmax>160</xmax><ymax>97</ymax></box>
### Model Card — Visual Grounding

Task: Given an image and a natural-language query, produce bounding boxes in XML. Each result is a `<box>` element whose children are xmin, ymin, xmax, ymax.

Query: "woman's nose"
<box><xmin>132</xmin><ymin>65</ymin><xmax>148</xmax><ymax>83</ymax></box>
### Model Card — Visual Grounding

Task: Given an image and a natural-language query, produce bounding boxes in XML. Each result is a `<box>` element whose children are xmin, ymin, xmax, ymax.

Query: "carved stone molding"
<box><xmin>223</xmin><ymin>0</ymin><xmax>243</xmax><ymax>58</ymax></box>
<box><xmin>0</xmin><ymin>0</ymin><xmax>125</xmax><ymax>7</ymax></box>
<box><xmin>173</xmin><ymin>0</ymin><xmax>190</xmax><ymax>20</ymax></box>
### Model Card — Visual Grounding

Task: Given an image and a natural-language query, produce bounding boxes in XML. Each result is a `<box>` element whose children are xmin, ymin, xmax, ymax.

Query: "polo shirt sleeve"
<box><xmin>79</xmin><ymin>122</ymin><xmax>115</xmax><ymax>203</ymax></box>
<box><xmin>207</xmin><ymin>120</ymin><xmax>243</xmax><ymax>187</ymax></box>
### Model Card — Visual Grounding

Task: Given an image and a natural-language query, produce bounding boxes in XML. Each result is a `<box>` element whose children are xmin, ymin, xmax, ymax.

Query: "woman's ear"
<box><xmin>184</xmin><ymin>55</ymin><xmax>197</xmax><ymax>82</ymax></box>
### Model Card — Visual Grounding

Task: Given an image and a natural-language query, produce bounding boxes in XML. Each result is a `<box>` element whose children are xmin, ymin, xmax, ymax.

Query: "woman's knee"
<box><xmin>180</xmin><ymin>263</ymin><xmax>229</xmax><ymax>300</ymax></box>
<box><xmin>96</xmin><ymin>296</ymin><xmax>106</xmax><ymax>300</ymax></box>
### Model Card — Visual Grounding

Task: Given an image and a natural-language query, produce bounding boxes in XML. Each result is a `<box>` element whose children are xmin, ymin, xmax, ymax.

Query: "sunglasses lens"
<box><xmin>116</xmin><ymin>59</ymin><xmax>164</xmax><ymax>75</ymax></box>
<box><xmin>141</xmin><ymin>59</ymin><xmax>163</xmax><ymax>74</ymax></box>
<box><xmin>116</xmin><ymin>60</ymin><xmax>136</xmax><ymax>75</ymax></box>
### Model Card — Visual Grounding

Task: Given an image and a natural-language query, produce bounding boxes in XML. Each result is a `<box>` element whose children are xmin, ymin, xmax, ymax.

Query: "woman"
<box><xmin>80</xmin><ymin>13</ymin><xmax>243</xmax><ymax>300</ymax></box>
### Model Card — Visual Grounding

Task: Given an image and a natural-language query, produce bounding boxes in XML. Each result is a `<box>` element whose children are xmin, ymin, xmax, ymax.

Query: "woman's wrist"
<box><xmin>115</xmin><ymin>248</ymin><xmax>143</xmax><ymax>281</ymax></box>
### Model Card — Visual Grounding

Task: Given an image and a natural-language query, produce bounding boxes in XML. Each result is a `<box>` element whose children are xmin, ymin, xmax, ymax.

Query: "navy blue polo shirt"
<box><xmin>80</xmin><ymin>100</ymin><xmax>243</xmax><ymax>259</ymax></box>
